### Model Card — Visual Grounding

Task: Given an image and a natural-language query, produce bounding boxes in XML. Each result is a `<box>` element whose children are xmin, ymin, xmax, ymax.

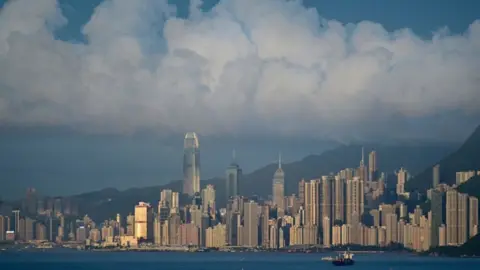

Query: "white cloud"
<box><xmin>0</xmin><ymin>0</ymin><xmax>478</xmax><ymax>141</ymax></box>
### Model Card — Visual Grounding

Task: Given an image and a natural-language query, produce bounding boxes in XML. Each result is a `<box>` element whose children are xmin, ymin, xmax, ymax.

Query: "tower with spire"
<box><xmin>226</xmin><ymin>149</ymin><xmax>242</xmax><ymax>202</ymax></box>
<box><xmin>273</xmin><ymin>152</ymin><xmax>285</xmax><ymax>215</ymax></box>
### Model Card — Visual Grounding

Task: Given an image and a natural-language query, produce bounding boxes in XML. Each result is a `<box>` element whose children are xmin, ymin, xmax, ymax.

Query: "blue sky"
<box><xmin>1</xmin><ymin>0</ymin><xmax>478</xmax><ymax>41</ymax></box>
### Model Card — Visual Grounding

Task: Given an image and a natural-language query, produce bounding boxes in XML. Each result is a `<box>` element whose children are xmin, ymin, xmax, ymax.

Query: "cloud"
<box><xmin>0</xmin><ymin>0</ymin><xmax>479</xmax><ymax>141</ymax></box>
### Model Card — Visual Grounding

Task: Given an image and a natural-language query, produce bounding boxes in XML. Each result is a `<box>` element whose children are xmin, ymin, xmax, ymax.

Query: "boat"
<box><xmin>321</xmin><ymin>256</ymin><xmax>334</xmax><ymax>261</ymax></box>
<box><xmin>332</xmin><ymin>250</ymin><xmax>354</xmax><ymax>266</ymax></box>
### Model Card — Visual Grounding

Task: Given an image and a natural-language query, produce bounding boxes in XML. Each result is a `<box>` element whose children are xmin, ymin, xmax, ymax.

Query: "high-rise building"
<box><xmin>243</xmin><ymin>201</ymin><xmax>259</xmax><ymax>247</ymax></box>
<box><xmin>458</xmin><ymin>193</ymin><xmax>468</xmax><ymax>245</ymax></box>
<box><xmin>430</xmin><ymin>190</ymin><xmax>443</xmax><ymax>247</ymax></box>
<box><xmin>12</xmin><ymin>210</ymin><xmax>20</xmax><ymax>240</ymax></box>
<box><xmin>333</xmin><ymin>176</ymin><xmax>345</xmax><ymax>223</ymax></box>
<box><xmin>160</xmin><ymin>189</ymin><xmax>173</xmax><ymax>207</ymax></box>
<box><xmin>201</xmin><ymin>185</ymin><xmax>216</xmax><ymax>215</ymax></box>
<box><xmin>298</xmin><ymin>179</ymin><xmax>305</xmax><ymax>206</ymax></box>
<box><xmin>469</xmin><ymin>196</ymin><xmax>479</xmax><ymax>238</ymax></box>
<box><xmin>183</xmin><ymin>132</ymin><xmax>200</xmax><ymax>196</ymax></box>
<box><xmin>321</xmin><ymin>176</ymin><xmax>333</xmax><ymax>227</ymax></box>
<box><xmin>368</xmin><ymin>150</ymin><xmax>377</xmax><ymax>182</ymax></box>
<box><xmin>226</xmin><ymin>150</ymin><xmax>242</xmax><ymax>202</ymax></box>
<box><xmin>305</xmin><ymin>179</ymin><xmax>320</xmax><ymax>226</ymax></box>
<box><xmin>0</xmin><ymin>216</ymin><xmax>4</xmax><ymax>241</ymax></box>
<box><xmin>346</xmin><ymin>176</ymin><xmax>364</xmax><ymax>225</ymax></box>
<box><xmin>433</xmin><ymin>164</ymin><xmax>440</xmax><ymax>188</ymax></box>
<box><xmin>446</xmin><ymin>190</ymin><xmax>458</xmax><ymax>245</ymax></box>
<box><xmin>396</xmin><ymin>168</ymin><xmax>407</xmax><ymax>195</ymax></box>
<box><xmin>272</xmin><ymin>154</ymin><xmax>285</xmax><ymax>213</ymax></box>
<box><xmin>134</xmin><ymin>202</ymin><xmax>153</xmax><ymax>241</ymax></box>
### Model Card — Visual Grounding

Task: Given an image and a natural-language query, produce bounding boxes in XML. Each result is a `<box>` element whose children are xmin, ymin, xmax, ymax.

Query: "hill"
<box><xmin>430</xmin><ymin>233</ymin><xmax>480</xmax><ymax>257</ymax></box>
<box><xmin>407</xmin><ymin>125</ymin><xmax>480</xmax><ymax>193</ymax></box>
<box><xmin>457</xmin><ymin>175</ymin><xmax>480</xmax><ymax>198</ymax></box>
<box><xmin>73</xmin><ymin>143</ymin><xmax>455</xmax><ymax>222</ymax></box>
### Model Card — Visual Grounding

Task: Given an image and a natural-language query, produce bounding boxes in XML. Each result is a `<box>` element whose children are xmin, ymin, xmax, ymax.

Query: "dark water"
<box><xmin>0</xmin><ymin>250</ymin><xmax>479</xmax><ymax>270</ymax></box>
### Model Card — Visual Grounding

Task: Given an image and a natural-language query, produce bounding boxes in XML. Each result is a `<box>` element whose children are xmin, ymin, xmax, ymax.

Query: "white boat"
<box><xmin>321</xmin><ymin>256</ymin><xmax>334</xmax><ymax>261</ymax></box>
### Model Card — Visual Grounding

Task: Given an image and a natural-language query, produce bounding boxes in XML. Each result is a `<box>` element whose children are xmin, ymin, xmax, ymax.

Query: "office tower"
<box><xmin>356</xmin><ymin>148</ymin><xmax>368</xmax><ymax>182</ymax></box>
<box><xmin>323</xmin><ymin>216</ymin><xmax>331</xmax><ymax>247</ymax></box>
<box><xmin>201</xmin><ymin>184</ymin><xmax>216</xmax><ymax>215</ymax></box>
<box><xmin>321</xmin><ymin>176</ymin><xmax>333</xmax><ymax>226</ymax></box>
<box><xmin>446</xmin><ymin>190</ymin><xmax>458</xmax><ymax>245</ymax></box>
<box><xmin>272</xmin><ymin>153</ymin><xmax>285</xmax><ymax>213</ymax></box>
<box><xmin>126</xmin><ymin>214</ymin><xmax>135</xmax><ymax>236</ymax></box>
<box><xmin>333</xmin><ymin>176</ymin><xmax>345</xmax><ymax>223</ymax></box>
<box><xmin>346</xmin><ymin>177</ymin><xmax>364</xmax><ymax>225</ymax></box>
<box><xmin>183</xmin><ymin>132</ymin><xmax>200</xmax><ymax>196</ymax></box>
<box><xmin>430</xmin><ymin>190</ymin><xmax>443</xmax><ymax>247</ymax></box>
<box><xmin>386</xmin><ymin>213</ymin><xmax>398</xmax><ymax>244</ymax></box>
<box><xmin>134</xmin><ymin>202</ymin><xmax>153</xmax><ymax>241</ymax></box>
<box><xmin>469</xmin><ymin>196</ymin><xmax>479</xmax><ymax>238</ymax></box>
<box><xmin>243</xmin><ymin>201</ymin><xmax>259</xmax><ymax>247</ymax></box>
<box><xmin>12</xmin><ymin>210</ymin><xmax>20</xmax><ymax>240</ymax></box>
<box><xmin>153</xmin><ymin>216</ymin><xmax>162</xmax><ymax>245</ymax></box>
<box><xmin>36</xmin><ymin>223</ymin><xmax>47</xmax><ymax>241</ymax></box>
<box><xmin>0</xmin><ymin>215</ymin><xmax>4</xmax><ymax>241</ymax></box>
<box><xmin>380</xmin><ymin>204</ymin><xmax>395</xmax><ymax>226</ymax></box>
<box><xmin>305</xmin><ymin>179</ymin><xmax>319</xmax><ymax>226</ymax></box>
<box><xmin>433</xmin><ymin>164</ymin><xmax>440</xmax><ymax>188</ymax></box>
<box><xmin>25</xmin><ymin>217</ymin><xmax>34</xmax><ymax>241</ymax></box>
<box><xmin>396</xmin><ymin>168</ymin><xmax>407</xmax><ymax>195</ymax></box>
<box><xmin>171</xmin><ymin>191</ymin><xmax>179</xmax><ymax>207</ymax></box>
<box><xmin>298</xmin><ymin>179</ymin><xmax>305</xmax><ymax>206</ymax></box>
<box><xmin>368</xmin><ymin>150</ymin><xmax>377</xmax><ymax>182</ymax></box>
<box><xmin>226</xmin><ymin>150</ymin><xmax>242</xmax><ymax>201</ymax></box>
<box><xmin>261</xmin><ymin>205</ymin><xmax>270</xmax><ymax>247</ymax></box>
<box><xmin>458</xmin><ymin>193</ymin><xmax>468</xmax><ymax>244</ymax></box>
<box><xmin>25</xmin><ymin>188</ymin><xmax>37</xmax><ymax>215</ymax></box>
<box><xmin>160</xmin><ymin>189</ymin><xmax>173</xmax><ymax>207</ymax></box>
<box><xmin>413</xmin><ymin>205</ymin><xmax>423</xmax><ymax>226</ymax></box>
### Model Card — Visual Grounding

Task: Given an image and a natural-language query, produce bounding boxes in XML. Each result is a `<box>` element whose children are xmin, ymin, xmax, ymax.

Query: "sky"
<box><xmin>0</xmin><ymin>0</ymin><xmax>479</xmax><ymax>199</ymax></box>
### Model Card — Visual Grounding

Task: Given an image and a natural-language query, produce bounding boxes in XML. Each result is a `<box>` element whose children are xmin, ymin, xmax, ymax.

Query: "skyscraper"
<box><xmin>446</xmin><ymin>190</ymin><xmax>458</xmax><ymax>245</ymax></box>
<box><xmin>272</xmin><ymin>153</ymin><xmax>285</xmax><ymax>213</ymax></box>
<box><xmin>469</xmin><ymin>196</ymin><xmax>479</xmax><ymax>238</ymax></box>
<box><xmin>368</xmin><ymin>150</ymin><xmax>377</xmax><ymax>182</ymax></box>
<box><xmin>333</xmin><ymin>176</ymin><xmax>345</xmax><ymax>223</ymax></box>
<box><xmin>134</xmin><ymin>202</ymin><xmax>153</xmax><ymax>241</ymax></box>
<box><xmin>433</xmin><ymin>164</ymin><xmax>440</xmax><ymax>188</ymax></box>
<box><xmin>430</xmin><ymin>190</ymin><xmax>443</xmax><ymax>247</ymax></box>
<box><xmin>183</xmin><ymin>132</ymin><xmax>200</xmax><ymax>196</ymax></box>
<box><xmin>346</xmin><ymin>176</ymin><xmax>364</xmax><ymax>225</ymax></box>
<box><xmin>201</xmin><ymin>184</ymin><xmax>216</xmax><ymax>215</ymax></box>
<box><xmin>396</xmin><ymin>168</ymin><xmax>407</xmax><ymax>195</ymax></box>
<box><xmin>226</xmin><ymin>150</ymin><xmax>242</xmax><ymax>201</ymax></box>
<box><xmin>243</xmin><ymin>201</ymin><xmax>259</xmax><ymax>247</ymax></box>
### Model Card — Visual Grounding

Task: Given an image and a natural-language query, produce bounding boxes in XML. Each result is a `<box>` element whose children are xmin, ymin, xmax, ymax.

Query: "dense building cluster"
<box><xmin>0</xmin><ymin>132</ymin><xmax>478</xmax><ymax>253</ymax></box>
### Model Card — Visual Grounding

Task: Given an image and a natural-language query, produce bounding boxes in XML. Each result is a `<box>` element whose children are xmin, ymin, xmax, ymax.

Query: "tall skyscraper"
<box><xmin>430</xmin><ymin>190</ymin><xmax>443</xmax><ymax>247</ymax></box>
<box><xmin>272</xmin><ymin>153</ymin><xmax>285</xmax><ymax>213</ymax></box>
<box><xmin>243</xmin><ymin>201</ymin><xmax>259</xmax><ymax>247</ymax></box>
<box><xmin>433</xmin><ymin>164</ymin><xmax>440</xmax><ymax>188</ymax></box>
<box><xmin>321</xmin><ymin>176</ymin><xmax>333</xmax><ymax>227</ymax></box>
<box><xmin>183</xmin><ymin>132</ymin><xmax>200</xmax><ymax>196</ymax></box>
<box><xmin>134</xmin><ymin>202</ymin><xmax>153</xmax><ymax>241</ymax></box>
<box><xmin>469</xmin><ymin>196</ymin><xmax>479</xmax><ymax>238</ymax></box>
<box><xmin>368</xmin><ymin>150</ymin><xmax>377</xmax><ymax>182</ymax></box>
<box><xmin>346</xmin><ymin>176</ymin><xmax>364</xmax><ymax>225</ymax></box>
<box><xmin>226</xmin><ymin>150</ymin><xmax>242</xmax><ymax>201</ymax></box>
<box><xmin>201</xmin><ymin>184</ymin><xmax>216</xmax><ymax>214</ymax></box>
<box><xmin>12</xmin><ymin>210</ymin><xmax>20</xmax><ymax>240</ymax></box>
<box><xmin>446</xmin><ymin>190</ymin><xmax>458</xmax><ymax>245</ymax></box>
<box><xmin>333</xmin><ymin>175</ymin><xmax>345</xmax><ymax>223</ymax></box>
<box><xmin>357</xmin><ymin>147</ymin><xmax>367</xmax><ymax>182</ymax></box>
<box><xmin>458</xmin><ymin>193</ymin><xmax>468</xmax><ymax>244</ymax></box>
<box><xmin>396</xmin><ymin>168</ymin><xmax>407</xmax><ymax>195</ymax></box>
<box><xmin>0</xmin><ymin>216</ymin><xmax>4</xmax><ymax>241</ymax></box>
<box><xmin>298</xmin><ymin>179</ymin><xmax>305</xmax><ymax>206</ymax></box>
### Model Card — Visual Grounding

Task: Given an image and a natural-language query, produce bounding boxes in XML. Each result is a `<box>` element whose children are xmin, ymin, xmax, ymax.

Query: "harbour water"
<box><xmin>0</xmin><ymin>250</ymin><xmax>479</xmax><ymax>270</ymax></box>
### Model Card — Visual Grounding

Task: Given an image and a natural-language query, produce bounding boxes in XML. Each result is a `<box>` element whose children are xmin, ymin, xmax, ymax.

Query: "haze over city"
<box><xmin>0</xmin><ymin>0</ymin><xmax>479</xmax><ymax>199</ymax></box>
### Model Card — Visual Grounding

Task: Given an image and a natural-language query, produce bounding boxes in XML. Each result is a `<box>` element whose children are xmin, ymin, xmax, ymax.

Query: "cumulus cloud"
<box><xmin>0</xmin><ymin>0</ymin><xmax>479</xmax><ymax>141</ymax></box>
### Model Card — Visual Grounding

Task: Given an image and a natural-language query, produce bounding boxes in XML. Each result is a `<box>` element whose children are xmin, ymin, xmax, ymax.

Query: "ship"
<box><xmin>332</xmin><ymin>250</ymin><xmax>354</xmax><ymax>266</ymax></box>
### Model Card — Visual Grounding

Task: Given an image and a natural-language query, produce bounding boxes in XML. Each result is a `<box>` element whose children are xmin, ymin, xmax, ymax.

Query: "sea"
<box><xmin>0</xmin><ymin>250</ymin><xmax>479</xmax><ymax>270</ymax></box>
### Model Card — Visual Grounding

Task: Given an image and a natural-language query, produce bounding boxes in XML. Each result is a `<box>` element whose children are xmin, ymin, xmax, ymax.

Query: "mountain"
<box><xmin>457</xmin><ymin>175</ymin><xmax>480</xmax><ymax>198</ymax></box>
<box><xmin>407</xmin><ymin>125</ymin><xmax>480</xmax><ymax>193</ymax></box>
<box><xmin>73</xmin><ymin>143</ymin><xmax>455</xmax><ymax>222</ymax></box>
<box><xmin>430</xmin><ymin>233</ymin><xmax>480</xmax><ymax>257</ymax></box>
